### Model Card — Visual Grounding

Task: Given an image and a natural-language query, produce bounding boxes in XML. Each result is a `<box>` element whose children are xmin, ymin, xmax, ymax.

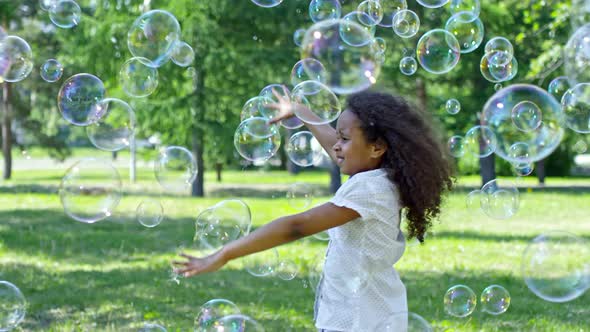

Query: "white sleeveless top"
<box><xmin>314</xmin><ymin>169</ymin><xmax>407</xmax><ymax>332</ymax></box>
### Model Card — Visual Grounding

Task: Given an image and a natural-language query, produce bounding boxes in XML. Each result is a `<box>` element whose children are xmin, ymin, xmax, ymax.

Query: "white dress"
<box><xmin>314</xmin><ymin>168</ymin><xmax>407</xmax><ymax>332</ymax></box>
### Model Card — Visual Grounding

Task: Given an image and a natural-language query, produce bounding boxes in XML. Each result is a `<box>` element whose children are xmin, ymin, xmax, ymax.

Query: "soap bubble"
<box><xmin>195</xmin><ymin>299</ymin><xmax>240</xmax><ymax>331</ymax></box>
<box><xmin>399</xmin><ymin>56</ymin><xmax>418</xmax><ymax>75</ymax></box>
<box><xmin>342</xmin><ymin>11</ymin><xmax>377</xmax><ymax>43</ymax></box>
<box><xmin>482</xmin><ymin>84</ymin><xmax>564</xmax><ymax>164</ymax></box>
<box><xmin>57</xmin><ymin>73</ymin><xmax>106</xmax><ymax>126</ymax></box>
<box><xmin>547</xmin><ymin>76</ymin><xmax>571</xmax><ymax>102</ymax></box>
<box><xmin>463</xmin><ymin>125</ymin><xmax>497</xmax><ymax>158</ymax></box>
<box><xmin>465</xmin><ymin>189</ymin><xmax>482</xmax><ymax>212</ymax></box>
<box><xmin>512</xmin><ymin>162</ymin><xmax>534</xmax><ymax>176</ymax></box>
<box><xmin>0</xmin><ymin>281</ymin><xmax>26</xmax><ymax>331</ymax></box>
<box><xmin>511</xmin><ymin>101</ymin><xmax>542</xmax><ymax>132</ymax></box>
<box><xmin>479</xmin><ymin>179</ymin><xmax>519</xmax><ymax>220</ymax></box>
<box><xmin>170</xmin><ymin>41</ymin><xmax>194</xmax><ymax>67</ymax></box>
<box><xmin>244</xmin><ymin>248</ymin><xmax>279</xmax><ymax>277</ymax></box>
<box><xmin>293</xmin><ymin>28</ymin><xmax>306</xmax><ymax>46</ymax></box>
<box><xmin>377</xmin><ymin>0</ymin><xmax>407</xmax><ymax>28</ymax></box>
<box><xmin>40</xmin><ymin>59</ymin><xmax>63</xmax><ymax>82</ymax></box>
<box><xmin>127</xmin><ymin>10</ymin><xmax>180</xmax><ymax>67</ymax></box>
<box><xmin>572</xmin><ymin>139</ymin><xmax>588</xmax><ymax>154</ymax></box>
<box><xmin>448</xmin><ymin>135</ymin><xmax>465</xmax><ymax>158</ymax></box>
<box><xmin>195</xmin><ymin>199</ymin><xmax>251</xmax><ymax>251</ymax></box>
<box><xmin>560</xmin><ymin>83</ymin><xmax>590</xmax><ymax>133</ymax></box>
<box><xmin>480</xmin><ymin>52</ymin><xmax>518</xmax><ymax>83</ymax></box>
<box><xmin>139</xmin><ymin>323</ymin><xmax>166</xmax><ymax>332</ymax></box>
<box><xmin>0</xmin><ymin>36</ymin><xmax>33</xmax><ymax>83</ymax></box>
<box><xmin>291</xmin><ymin>81</ymin><xmax>341</xmax><ymax>125</ymax></box>
<box><xmin>522</xmin><ymin>231</ymin><xmax>590</xmax><ymax>303</ymax></box>
<box><xmin>301</xmin><ymin>19</ymin><xmax>381</xmax><ymax>94</ymax></box>
<box><xmin>444</xmin><ymin>285</ymin><xmax>477</xmax><ymax>317</ymax></box>
<box><xmin>212</xmin><ymin>315</ymin><xmax>265</xmax><ymax>332</ymax></box>
<box><xmin>450</xmin><ymin>0</ymin><xmax>481</xmax><ymax>17</ymax></box>
<box><xmin>286</xmin><ymin>131</ymin><xmax>323</xmax><ymax>167</ymax></box>
<box><xmin>371</xmin><ymin>37</ymin><xmax>387</xmax><ymax>54</ymax></box>
<box><xmin>49</xmin><ymin>0</ymin><xmax>81</xmax><ymax>28</ymax></box>
<box><xmin>59</xmin><ymin>158</ymin><xmax>121</xmax><ymax>223</ymax></box>
<box><xmin>251</xmin><ymin>0</ymin><xmax>283</xmax><ymax>8</ymax></box>
<box><xmin>291</xmin><ymin>58</ymin><xmax>327</xmax><ymax>88</ymax></box>
<box><xmin>392</xmin><ymin>9</ymin><xmax>420</xmax><ymax>38</ymax></box>
<box><xmin>276</xmin><ymin>259</ymin><xmax>300</xmax><ymax>280</ymax></box>
<box><xmin>39</xmin><ymin>0</ymin><xmax>57</xmax><ymax>11</ymax></box>
<box><xmin>375</xmin><ymin>312</ymin><xmax>432</xmax><ymax>332</ymax></box>
<box><xmin>446</xmin><ymin>98</ymin><xmax>461</xmax><ymax>115</ymax></box>
<box><xmin>416</xmin><ymin>29</ymin><xmax>461</xmax><ymax>74</ymax></box>
<box><xmin>484</xmin><ymin>37</ymin><xmax>513</xmax><ymax>66</ymax></box>
<box><xmin>119</xmin><ymin>57</ymin><xmax>159</xmax><ymax>98</ymax></box>
<box><xmin>240</xmin><ymin>96</ymin><xmax>268</xmax><ymax>121</ymax></box>
<box><xmin>154</xmin><ymin>146</ymin><xmax>198</xmax><ymax>191</ymax></box>
<box><xmin>286</xmin><ymin>182</ymin><xmax>313</xmax><ymax>210</ymax></box>
<box><xmin>259</xmin><ymin>84</ymin><xmax>303</xmax><ymax>129</ymax></box>
<box><xmin>136</xmin><ymin>199</ymin><xmax>164</xmax><ymax>228</ymax></box>
<box><xmin>445</xmin><ymin>12</ymin><xmax>484</xmax><ymax>54</ymax></box>
<box><xmin>357</xmin><ymin>0</ymin><xmax>383</xmax><ymax>26</ymax></box>
<box><xmin>480</xmin><ymin>285</ymin><xmax>511</xmax><ymax>315</ymax></box>
<box><xmin>309</xmin><ymin>0</ymin><xmax>341</xmax><ymax>23</ymax></box>
<box><xmin>417</xmin><ymin>0</ymin><xmax>449</xmax><ymax>8</ymax></box>
<box><xmin>564</xmin><ymin>23</ymin><xmax>590</xmax><ymax>85</ymax></box>
<box><xmin>86</xmin><ymin>98</ymin><xmax>136</xmax><ymax>152</ymax></box>
<box><xmin>234</xmin><ymin>117</ymin><xmax>281</xmax><ymax>162</ymax></box>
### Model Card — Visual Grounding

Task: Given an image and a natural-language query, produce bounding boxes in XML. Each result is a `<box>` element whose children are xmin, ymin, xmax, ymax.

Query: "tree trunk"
<box><xmin>329</xmin><ymin>162</ymin><xmax>341</xmax><ymax>194</ymax></box>
<box><xmin>536</xmin><ymin>159</ymin><xmax>546</xmax><ymax>186</ymax></box>
<box><xmin>476</xmin><ymin>115</ymin><xmax>496</xmax><ymax>186</ymax></box>
<box><xmin>2</xmin><ymin>83</ymin><xmax>12</xmax><ymax>180</ymax></box>
<box><xmin>215</xmin><ymin>162</ymin><xmax>222</xmax><ymax>182</ymax></box>
<box><xmin>191</xmin><ymin>129</ymin><xmax>205</xmax><ymax>197</ymax></box>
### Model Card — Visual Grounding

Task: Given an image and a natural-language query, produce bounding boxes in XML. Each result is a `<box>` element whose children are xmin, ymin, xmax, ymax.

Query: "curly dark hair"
<box><xmin>346</xmin><ymin>91</ymin><xmax>454</xmax><ymax>243</ymax></box>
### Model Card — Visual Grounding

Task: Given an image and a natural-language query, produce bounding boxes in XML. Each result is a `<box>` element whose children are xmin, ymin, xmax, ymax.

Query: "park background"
<box><xmin>0</xmin><ymin>0</ymin><xmax>589</xmax><ymax>331</ymax></box>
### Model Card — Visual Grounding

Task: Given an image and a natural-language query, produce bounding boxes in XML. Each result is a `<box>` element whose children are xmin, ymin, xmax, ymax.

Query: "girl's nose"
<box><xmin>332</xmin><ymin>142</ymin><xmax>340</xmax><ymax>152</ymax></box>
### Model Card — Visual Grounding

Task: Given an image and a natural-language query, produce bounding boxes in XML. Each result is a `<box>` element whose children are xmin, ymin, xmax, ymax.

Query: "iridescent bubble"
<box><xmin>309</xmin><ymin>0</ymin><xmax>341</xmax><ymax>23</ymax></box>
<box><xmin>195</xmin><ymin>199</ymin><xmax>251</xmax><ymax>251</ymax></box>
<box><xmin>136</xmin><ymin>199</ymin><xmax>164</xmax><ymax>228</ymax></box>
<box><xmin>240</xmin><ymin>96</ymin><xmax>268</xmax><ymax>121</ymax></box>
<box><xmin>195</xmin><ymin>299</ymin><xmax>241</xmax><ymax>331</ymax></box>
<box><xmin>301</xmin><ymin>19</ymin><xmax>381</xmax><ymax>94</ymax></box>
<box><xmin>170</xmin><ymin>41</ymin><xmax>194</xmax><ymax>67</ymax></box>
<box><xmin>465</xmin><ymin>189</ymin><xmax>482</xmax><ymax>211</ymax></box>
<box><xmin>522</xmin><ymin>231</ymin><xmax>590</xmax><ymax>303</ymax></box>
<box><xmin>154</xmin><ymin>146</ymin><xmax>198</xmax><ymax>191</ymax></box>
<box><xmin>86</xmin><ymin>98</ymin><xmax>136</xmax><ymax>152</ymax></box>
<box><xmin>212</xmin><ymin>315</ymin><xmax>265</xmax><ymax>332</ymax></box>
<box><xmin>0</xmin><ymin>36</ymin><xmax>33</xmax><ymax>83</ymax></box>
<box><xmin>560</xmin><ymin>83</ymin><xmax>590</xmax><ymax>133</ymax></box>
<box><xmin>371</xmin><ymin>37</ymin><xmax>387</xmax><ymax>54</ymax></box>
<box><xmin>375</xmin><ymin>312</ymin><xmax>432</xmax><ymax>331</ymax></box>
<box><xmin>488</xmin><ymin>55</ymin><xmax>518</xmax><ymax>82</ymax></box>
<box><xmin>512</xmin><ymin>161</ymin><xmax>534</xmax><ymax>177</ymax></box>
<box><xmin>447</xmin><ymin>135</ymin><xmax>465</xmax><ymax>158</ymax></box>
<box><xmin>139</xmin><ymin>323</ymin><xmax>166</xmax><ymax>332</ymax></box>
<box><xmin>564</xmin><ymin>23</ymin><xmax>590</xmax><ymax>85</ymax></box>
<box><xmin>260</xmin><ymin>84</ymin><xmax>303</xmax><ymax>129</ymax></box>
<box><xmin>127</xmin><ymin>10</ymin><xmax>180</xmax><ymax>67</ymax></box>
<box><xmin>392</xmin><ymin>9</ymin><xmax>420</xmax><ymax>38</ymax></box>
<box><xmin>341</xmin><ymin>11</ymin><xmax>376</xmax><ymax>46</ymax></box>
<box><xmin>57</xmin><ymin>73</ymin><xmax>106</xmax><ymax>126</ymax></box>
<box><xmin>482</xmin><ymin>84</ymin><xmax>564</xmax><ymax>164</ymax></box>
<box><xmin>416</xmin><ymin>29</ymin><xmax>461</xmax><ymax>74</ymax></box>
<box><xmin>572</xmin><ymin>139</ymin><xmax>588</xmax><ymax>154</ymax></box>
<box><xmin>484</xmin><ymin>37</ymin><xmax>514</xmax><ymax>66</ymax></box>
<box><xmin>357</xmin><ymin>0</ymin><xmax>383</xmax><ymax>26</ymax></box>
<box><xmin>479</xmin><ymin>179</ymin><xmax>519</xmax><ymax>220</ymax></box>
<box><xmin>49</xmin><ymin>0</ymin><xmax>81</xmax><ymax>29</ymax></box>
<box><xmin>40</xmin><ymin>59</ymin><xmax>63</xmax><ymax>82</ymax></box>
<box><xmin>450</xmin><ymin>0</ymin><xmax>481</xmax><ymax>17</ymax></box>
<box><xmin>378</xmin><ymin>0</ymin><xmax>407</xmax><ymax>28</ymax></box>
<box><xmin>511</xmin><ymin>101</ymin><xmax>542</xmax><ymax>132</ymax></box>
<box><xmin>494</xmin><ymin>83</ymin><xmax>502</xmax><ymax>91</ymax></box>
<box><xmin>444</xmin><ymin>285</ymin><xmax>477</xmax><ymax>317</ymax></box>
<box><xmin>119</xmin><ymin>57</ymin><xmax>159</xmax><ymax>98</ymax></box>
<box><xmin>244</xmin><ymin>248</ymin><xmax>279</xmax><ymax>277</ymax></box>
<box><xmin>480</xmin><ymin>285</ymin><xmax>510</xmax><ymax>315</ymax></box>
<box><xmin>399</xmin><ymin>56</ymin><xmax>417</xmax><ymax>75</ymax></box>
<box><xmin>59</xmin><ymin>158</ymin><xmax>121</xmax><ymax>223</ymax></box>
<box><xmin>508</xmin><ymin>142</ymin><xmax>531</xmax><ymax>166</ymax></box>
<box><xmin>446</xmin><ymin>98</ymin><xmax>461</xmax><ymax>115</ymax></box>
<box><xmin>463</xmin><ymin>125</ymin><xmax>497</xmax><ymax>158</ymax></box>
<box><xmin>445</xmin><ymin>12</ymin><xmax>484</xmax><ymax>53</ymax></box>
<box><xmin>291</xmin><ymin>80</ymin><xmax>341</xmax><ymax>125</ymax></box>
<box><xmin>276</xmin><ymin>259</ymin><xmax>299</xmax><ymax>280</ymax></box>
<box><xmin>286</xmin><ymin>131</ymin><xmax>323</xmax><ymax>167</ymax></box>
<box><xmin>417</xmin><ymin>0</ymin><xmax>449</xmax><ymax>8</ymax></box>
<box><xmin>286</xmin><ymin>182</ymin><xmax>313</xmax><ymax>210</ymax></box>
<box><xmin>234</xmin><ymin>117</ymin><xmax>281</xmax><ymax>162</ymax></box>
<box><xmin>291</xmin><ymin>58</ymin><xmax>327</xmax><ymax>89</ymax></box>
<box><xmin>293</xmin><ymin>28</ymin><xmax>306</xmax><ymax>47</ymax></box>
<box><xmin>39</xmin><ymin>0</ymin><xmax>57</xmax><ymax>11</ymax></box>
<box><xmin>0</xmin><ymin>281</ymin><xmax>26</xmax><ymax>331</ymax></box>
<box><xmin>548</xmin><ymin>76</ymin><xmax>571</xmax><ymax>102</ymax></box>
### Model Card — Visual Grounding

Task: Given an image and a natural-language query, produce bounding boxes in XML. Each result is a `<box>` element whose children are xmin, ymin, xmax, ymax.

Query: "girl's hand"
<box><xmin>267</xmin><ymin>87</ymin><xmax>309</xmax><ymax>125</ymax></box>
<box><xmin>172</xmin><ymin>251</ymin><xmax>227</xmax><ymax>277</ymax></box>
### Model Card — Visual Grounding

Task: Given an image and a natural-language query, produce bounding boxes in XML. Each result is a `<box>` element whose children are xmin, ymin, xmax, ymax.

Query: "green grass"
<box><xmin>0</xmin><ymin>167</ymin><xmax>589</xmax><ymax>331</ymax></box>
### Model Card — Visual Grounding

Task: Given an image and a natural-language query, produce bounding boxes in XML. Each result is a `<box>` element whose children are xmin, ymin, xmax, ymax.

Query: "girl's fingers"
<box><xmin>171</xmin><ymin>260</ymin><xmax>188</xmax><ymax>266</ymax></box>
<box><xmin>179</xmin><ymin>253</ymin><xmax>194</xmax><ymax>259</ymax></box>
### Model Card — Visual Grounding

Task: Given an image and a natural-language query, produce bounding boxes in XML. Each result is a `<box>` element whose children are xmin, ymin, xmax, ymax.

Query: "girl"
<box><xmin>173</xmin><ymin>91</ymin><xmax>454</xmax><ymax>331</ymax></box>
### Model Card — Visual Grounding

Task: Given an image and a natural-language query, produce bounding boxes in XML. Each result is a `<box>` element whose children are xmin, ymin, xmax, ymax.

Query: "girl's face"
<box><xmin>333</xmin><ymin>110</ymin><xmax>385</xmax><ymax>176</ymax></box>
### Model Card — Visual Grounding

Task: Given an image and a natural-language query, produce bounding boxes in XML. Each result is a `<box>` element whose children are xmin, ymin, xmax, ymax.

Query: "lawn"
<box><xmin>0</xmin><ymin>163</ymin><xmax>589</xmax><ymax>331</ymax></box>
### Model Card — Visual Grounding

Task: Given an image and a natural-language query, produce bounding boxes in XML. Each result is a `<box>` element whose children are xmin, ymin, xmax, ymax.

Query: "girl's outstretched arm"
<box><xmin>173</xmin><ymin>203</ymin><xmax>360</xmax><ymax>277</ymax></box>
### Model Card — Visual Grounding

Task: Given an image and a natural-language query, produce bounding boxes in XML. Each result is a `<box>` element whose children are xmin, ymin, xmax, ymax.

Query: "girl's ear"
<box><xmin>370</xmin><ymin>138</ymin><xmax>388</xmax><ymax>159</ymax></box>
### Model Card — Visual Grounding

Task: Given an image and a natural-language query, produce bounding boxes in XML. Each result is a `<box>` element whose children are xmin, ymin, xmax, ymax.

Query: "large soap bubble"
<box><xmin>560</xmin><ymin>83</ymin><xmax>590</xmax><ymax>133</ymax></box>
<box><xmin>444</xmin><ymin>285</ymin><xmax>477</xmax><ymax>317</ymax></box>
<box><xmin>564</xmin><ymin>23</ymin><xmax>590</xmax><ymax>85</ymax></box>
<box><xmin>375</xmin><ymin>312</ymin><xmax>432</xmax><ymax>331</ymax></box>
<box><xmin>416</xmin><ymin>29</ymin><xmax>461</xmax><ymax>74</ymax></box>
<box><xmin>286</xmin><ymin>131</ymin><xmax>324</xmax><ymax>167</ymax></box>
<box><xmin>154</xmin><ymin>146</ymin><xmax>198</xmax><ymax>191</ymax></box>
<box><xmin>547</xmin><ymin>76</ymin><xmax>571</xmax><ymax>101</ymax></box>
<box><xmin>57</xmin><ymin>73</ymin><xmax>106</xmax><ymax>126</ymax></box>
<box><xmin>479</xmin><ymin>179</ymin><xmax>519</xmax><ymax>220</ymax></box>
<box><xmin>392</xmin><ymin>9</ymin><xmax>420</xmax><ymax>38</ymax></box>
<box><xmin>136</xmin><ymin>199</ymin><xmax>164</xmax><ymax>228</ymax></box>
<box><xmin>291</xmin><ymin>81</ymin><xmax>341</xmax><ymax>125</ymax></box>
<box><xmin>342</xmin><ymin>11</ymin><xmax>377</xmax><ymax>43</ymax></box>
<box><xmin>170</xmin><ymin>41</ymin><xmax>195</xmax><ymax>67</ymax></box>
<box><xmin>240</xmin><ymin>96</ymin><xmax>268</xmax><ymax>121</ymax></box>
<box><xmin>259</xmin><ymin>84</ymin><xmax>303</xmax><ymax>129</ymax></box>
<box><xmin>445</xmin><ymin>12</ymin><xmax>484</xmax><ymax>54</ymax></box>
<box><xmin>0</xmin><ymin>281</ymin><xmax>26</xmax><ymax>331</ymax></box>
<box><xmin>309</xmin><ymin>0</ymin><xmax>341</xmax><ymax>23</ymax></box>
<box><xmin>480</xmin><ymin>52</ymin><xmax>518</xmax><ymax>83</ymax></box>
<box><xmin>195</xmin><ymin>299</ymin><xmax>240</xmax><ymax>332</ymax></box>
<box><xmin>127</xmin><ymin>10</ymin><xmax>180</xmax><ymax>67</ymax></box>
<box><xmin>40</xmin><ymin>59</ymin><xmax>63</xmax><ymax>82</ymax></box>
<box><xmin>399</xmin><ymin>56</ymin><xmax>417</xmax><ymax>75</ymax></box>
<box><xmin>522</xmin><ymin>231</ymin><xmax>590</xmax><ymax>303</ymax></box>
<box><xmin>234</xmin><ymin>117</ymin><xmax>281</xmax><ymax>162</ymax></box>
<box><xmin>301</xmin><ymin>19</ymin><xmax>381</xmax><ymax>95</ymax></box>
<box><xmin>49</xmin><ymin>0</ymin><xmax>81</xmax><ymax>28</ymax></box>
<box><xmin>485</xmin><ymin>37</ymin><xmax>514</xmax><ymax>66</ymax></box>
<box><xmin>195</xmin><ymin>199</ymin><xmax>251</xmax><ymax>251</ymax></box>
<box><xmin>463</xmin><ymin>125</ymin><xmax>497</xmax><ymax>158</ymax></box>
<box><xmin>250</xmin><ymin>0</ymin><xmax>283</xmax><ymax>8</ymax></box>
<box><xmin>378</xmin><ymin>0</ymin><xmax>407</xmax><ymax>27</ymax></box>
<box><xmin>59</xmin><ymin>158</ymin><xmax>121</xmax><ymax>223</ymax></box>
<box><xmin>0</xmin><ymin>36</ymin><xmax>33</xmax><ymax>83</ymax></box>
<box><xmin>450</xmin><ymin>0</ymin><xmax>481</xmax><ymax>17</ymax></box>
<box><xmin>286</xmin><ymin>182</ymin><xmax>314</xmax><ymax>210</ymax></box>
<box><xmin>480</xmin><ymin>284</ymin><xmax>511</xmax><ymax>315</ymax></box>
<box><xmin>119</xmin><ymin>57</ymin><xmax>159</xmax><ymax>98</ymax></box>
<box><xmin>290</xmin><ymin>58</ymin><xmax>327</xmax><ymax>88</ymax></box>
<box><xmin>482</xmin><ymin>84</ymin><xmax>564</xmax><ymax>164</ymax></box>
<box><xmin>357</xmin><ymin>0</ymin><xmax>383</xmax><ymax>26</ymax></box>
<box><xmin>244</xmin><ymin>248</ymin><xmax>279</xmax><ymax>277</ymax></box>
<box><xmin>86</xmin><ymin>98</ymin><xmax>136</xmax><ymax>151</ymax></box>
